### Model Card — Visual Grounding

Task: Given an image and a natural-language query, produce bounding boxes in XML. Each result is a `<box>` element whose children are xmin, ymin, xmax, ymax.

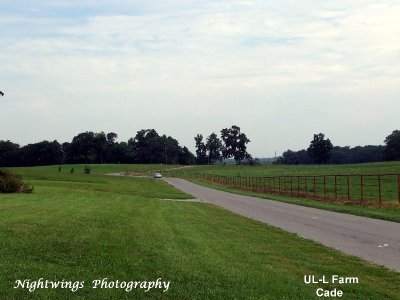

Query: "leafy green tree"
<box><xmin>206</xmin><ymin>133</ymin><xmax>223</xmax><ymax>163</ymax></box>
<box><xmin>307</xmin><ymin>133</ymin><xmax>333</xmax><ymax>164</ymax></box>
<box><xmin>161</xmin><ymin>135</ymin><xmax>181</xmax><ymax>164</ymax></box>
<box><xmin>178</xmin><ymin>146</ymin><xmax>196</xmax><ymax>165</ymax></box>
<box><xmin>128</xmin><ymin>129</ymin><xmax>192</xmax><ymax>164</ymax></box>
<box><xmin>220</xmin><ymin>125</ymin><xmax>251</xmax><ymax>164</ymax></box>
<box><xmin>93</xmin><ymin>132</ymin><xmax>107</xmax><ymax>163</ymax></box>
<box><xmin>65</xmin><ymin>132</ymin><xmax>97</xmax><ymax>163</ymax></box>
<box><xmin>106</xmin><ymin>132</ymin><xmax>118</xmax><ymax>145</ymax></box>
<box><xmin>0</xmin><ymin>140</ymin><xmax>20</xmax><ymax>167</ymax></box>
<box><xmin>19</xmin><ymin>140</ymin><xmax>63</xmax><ymax>166</ymax></box>
<box><xmin>129</xmin><ymin>129</ymin><xmax>163</xmax><ymax>163</ymax></box>
<box><xmin>194</xmin><ymin>134</ymin><xmax>207</xmax><ymax>164</ymax></box>
<box><xmin>384</xmin><ymin>130</ymin><xmax>400</xmax><ymax>161</ymax></box>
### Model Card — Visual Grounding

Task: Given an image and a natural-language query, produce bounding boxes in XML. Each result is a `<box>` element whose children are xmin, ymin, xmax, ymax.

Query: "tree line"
<box><xmin>2</xmin><ymin>127</ymin><xmax>399</xmax><ymax>167</ymax></box>
<box><xmin>0</xmin><ymin>129</ymin><xmax>195</xmax><ymax>167</ymax></box>
<box><xmin>278</xmin><ymin>130</ymin><xmax>400</xmax><ymax>164</ymax></box>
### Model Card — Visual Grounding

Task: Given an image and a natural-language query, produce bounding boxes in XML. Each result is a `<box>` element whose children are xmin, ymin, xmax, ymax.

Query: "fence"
<box><xmin>164</xmin><ymin>171</ymin><xmax>400</xmax><ymax>206</ymax></box>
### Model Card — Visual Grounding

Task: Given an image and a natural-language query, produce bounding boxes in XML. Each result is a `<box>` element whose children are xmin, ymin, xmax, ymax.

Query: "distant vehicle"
<box><xmin>153</xmin><ymin>172</ymin><xmax>162</xmax><ymax>179</ymax></box>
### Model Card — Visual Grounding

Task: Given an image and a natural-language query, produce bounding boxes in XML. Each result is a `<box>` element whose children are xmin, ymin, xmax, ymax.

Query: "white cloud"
<box><xmin>0</xmin><ymin>0</ymin><xmax>399</xmax><ymax>156</ymax></box>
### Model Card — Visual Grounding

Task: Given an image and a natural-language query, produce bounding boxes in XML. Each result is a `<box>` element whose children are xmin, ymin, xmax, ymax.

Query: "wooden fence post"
<box><xmin>360</xmin><ymin>175</ymin><xmax>364</xmax><ymax>202</ymax></box>
<box><xmin>347</xmin><ymin>175</ymin><xmax>350</xmax><ymax>200</ymax></box>
<box><xmin>334</xmin><ymin>176</ymin><xmax>337</xmax><ymax>200</ymax></box>
<box><xmin>378</xmin><ymin>175</ymin><xmax>382</xmax><ymax>205</ymax></box>
<box><xmin>313</xmin><ymin>176</ymin><xmax>316</xmax><ymax>198</ymax></box>
<box><xmin>304</xmin><ymin>176</ymin><xmax>308</xmax><ymax>196</ymax></box>
<box><xmin>297</xmin><ymin>176</ymin><xmax>300</xmax><ymax>195</ymax></box>
<box><xmin>398</xmin><ymin>175</ymin><xmax>400</xmax><ymax>203</ymax></box>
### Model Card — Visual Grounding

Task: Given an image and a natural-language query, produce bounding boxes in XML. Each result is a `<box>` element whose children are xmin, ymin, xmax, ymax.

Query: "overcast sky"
<box><xmin>0</xmin><ymin>1</ymin><xmax>399</xmax><ymax>157</ymax></box>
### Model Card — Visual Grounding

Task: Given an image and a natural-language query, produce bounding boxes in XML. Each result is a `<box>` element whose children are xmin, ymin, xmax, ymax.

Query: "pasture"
<box><xmin>0</xmin><ymin>165</ymin><xmax>399</xmax><ymax>299</ymax></box>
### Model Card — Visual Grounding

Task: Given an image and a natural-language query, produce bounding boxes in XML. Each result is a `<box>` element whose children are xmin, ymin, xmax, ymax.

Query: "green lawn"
<box><xmin>0</xmin><ymin>166</ymin><xmax>399</xmax><ymax>299</ymax></box>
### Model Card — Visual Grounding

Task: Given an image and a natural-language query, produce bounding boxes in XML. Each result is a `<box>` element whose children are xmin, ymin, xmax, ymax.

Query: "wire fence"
<box><xmin>164</xmin><ymin>171</ymin><xmax>400</xmax><ymax>206</ymax></box>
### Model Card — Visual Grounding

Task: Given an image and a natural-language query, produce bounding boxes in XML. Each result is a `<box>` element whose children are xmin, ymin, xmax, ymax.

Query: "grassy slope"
<box><xmin>0</xmin><ymin>166</ymin><xmax>399</xmax><ymax>299</ymax></box>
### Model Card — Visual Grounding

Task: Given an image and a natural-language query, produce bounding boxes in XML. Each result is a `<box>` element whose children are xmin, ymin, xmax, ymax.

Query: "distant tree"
<box><xmin>129</xmin><ymin>129</ymin><xmax>163</xmax><ymax>163</ymax></box>
<box><xmin>220</xmin><ymin>125</ymin><xmax>251</xmax><ymax>164</ymax></box>
<box><xmin>384</xmin><ymin>130</ymin><xmax>400</xmax><ymax>161</ymax></box>
<box><xmin>281</xmin><ymin>149</ymin><xmax>313</xmax><ymax>165</ymax></box>
<box><xmin>107</xmin><ymin>141</ymin><xmax>132</xmax><ymax>163</ymax></box>
<box><xmin>331</xmin><ymin>145</ymin><xmax>384</xmax><ymax>164</ymax></box>
<box><xmin>93</xmin><ymin>132</ymin><xmax>108</xmax><ymax>163</ymax></box>
<box><xmin>0</xmin><ymin>140</ymin><xmax>20</xmax><ymax>167</ymax></box>
<box><xmin>106</xmin><ymin>132</ymin><xmax>118</xmax><ymax>145</ymax></box>
<box><xmin>178</xmin><ymin>146</ymin><xmax>196</xmax><ymax>165</ymax></box>
<box><xmin>161</xmin><ymin>134</ymin><xmax>181</xmax><ymax>164</ymax></box>
<box><xmin>194</xmin><ymin>134</ymin><xmax>207</xmax><ymax>164</ymax></box>
<box><xmin>65</xmin><ymin>132</ymin><xmax>97</xmax><ymax>163</ymax></box>
<box><xmin>18</xmin><ymin>140</ymin><xmax>63</xmax><ymax>166</ymax></box>
<box><xmin>205</xmin><ymin>133</ymin><xmax>223</xmax><ymax>164</ymax></box>
<box><xmin>307</xmin><ymin>133</ymin><xmax>333</xmax><ymax>164</ymax></box>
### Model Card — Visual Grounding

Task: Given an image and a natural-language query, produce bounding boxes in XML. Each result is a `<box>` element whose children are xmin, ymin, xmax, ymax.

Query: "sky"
<box><xmin>0</xmin><ymin>0</ymin><xmax>399</xmax><ymax>157</ymax></box>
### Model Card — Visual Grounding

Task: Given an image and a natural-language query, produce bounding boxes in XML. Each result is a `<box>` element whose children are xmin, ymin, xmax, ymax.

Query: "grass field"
<box><xmin>0</xmin><ymin>165</ymin><xmax>399</xmax><ymax>299</ymax></box>
<box><xmin>185</xmin><ymin>161</ymin><xmax>400</xmax><ymax>177</ymax></box>
<box><xmin>167</xmin><ymin>162</ymin><xmax>400</xmax><ymax>222</ymax></box>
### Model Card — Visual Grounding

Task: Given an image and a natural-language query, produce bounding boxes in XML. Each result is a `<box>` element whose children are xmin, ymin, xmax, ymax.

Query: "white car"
<box><xmin>153</xmin><ymin>172</ymin><xmax>162</xmax><ymax>179</ymax></box>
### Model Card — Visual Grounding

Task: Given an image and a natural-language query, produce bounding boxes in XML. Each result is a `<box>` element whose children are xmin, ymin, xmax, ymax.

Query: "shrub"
<box><xmin>0</xmin><ymin>169</ymin><xmax>34</xmax><ymax>194</ymax></box>
<box><xmin>84</xmin><ymin>166</ymin><xmax>91</xmax><ymax>175</ymax></box>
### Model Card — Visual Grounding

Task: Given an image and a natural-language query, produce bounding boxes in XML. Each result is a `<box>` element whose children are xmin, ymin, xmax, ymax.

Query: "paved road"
<box><xmin>164</xmin><ymin>177</ymin><xmax>400</xmax><ymax>272</ymax></box>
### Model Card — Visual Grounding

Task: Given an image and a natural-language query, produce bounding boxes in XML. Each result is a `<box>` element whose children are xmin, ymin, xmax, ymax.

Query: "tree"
<box><xmin>178</xmin><ymin>146</ymin><xmax>196</xmax><ymax>165</ymax></box>
<box><xmin>205</xmin><ymin>133</ymin><xmax>223</xmax><ymax>164</ymax></box>
<box><xmin>129</xmin><ymin>129</ymin><xmax>163</xmax><ymax>163</ymax></box>
<box><xmin>65</xmin><ymin>131</ymin><xmax>105</xmax><ymax>163</ymax></box>
<box><xmin>220</xmin><ymin>125</ymin><xmax>251</xmax><ymax>164</ymax></box>
<box><xmin>106</xmin><ymin>132</ymin><xmax>118</xmax><ymax>145</ymax></box>
<box><xmin>0</xmin><ymin>140</ymin><xmax>20</xmax><ymax>167</ymax></box>
<box><xmin>384</xmin><ymin>130</ymin><xmax>400</xmax><ymax>161</ymax></box>
<box><xmin>19</xmin><ymin>140</ymin><xmax>63</xmax><ymax>166</ymax></box>
<box><xmin>64</xmin><ymin>132</ymin><xmax>96</xmax><ymax>163</ymax></box>
<box><xmin>194</xmin><ymin>134</ymin><xmax>207</xmax><ymax>164</ymax></box>
<box><xmin>307</xmin><ymin>133</ymin><xmax>333</xmax><ymax>164</ymax></box>
<box><xmin>93</xmin><ymin>132</ymin><xmax>107</xmax><ymax>163</ymax></box>
<box><xmin>161</xmin><ymin>134</ymin><xmax>181</xmax><ymax>164</ymax></box>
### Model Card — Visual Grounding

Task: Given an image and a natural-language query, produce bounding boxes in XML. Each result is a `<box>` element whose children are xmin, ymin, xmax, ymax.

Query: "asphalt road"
<box><xmin>164</xmin><ymin>177</ymin><xmax>400</xmax><ymax>272</ymax></box>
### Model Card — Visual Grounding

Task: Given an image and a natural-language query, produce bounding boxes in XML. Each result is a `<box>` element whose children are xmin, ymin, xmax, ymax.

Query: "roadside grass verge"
<box><xmin>0</xmin><ymin>167</ymin><xmax>399</xmax><ymax>298</ymax></box>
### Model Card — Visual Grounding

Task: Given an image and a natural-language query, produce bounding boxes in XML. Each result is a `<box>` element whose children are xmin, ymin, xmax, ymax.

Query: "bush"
<box><xmin>0</xmin><ymin>169</ymin><xmax>34</xmax><ymax>194</ymax></box>
<box><xmin>84</xmin><ymin>166</ymin><xmax>91</xmax><ymax>175</ymax></box>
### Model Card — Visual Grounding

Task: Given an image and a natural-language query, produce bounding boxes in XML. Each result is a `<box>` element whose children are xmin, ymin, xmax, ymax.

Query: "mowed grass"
<box><xmin>0</xmin><ymin>166</ymin><xmax>399</xmax><ymax>299</ymax></box>
<box><xmin>172</xmin><ymin>162</ymin><xmax>400</xmax><ymax>222</ymax></box>
<box><xmin>14</xmin><ymin>163</ymin><xmax>181</xmax><ymax>178</ymax></box>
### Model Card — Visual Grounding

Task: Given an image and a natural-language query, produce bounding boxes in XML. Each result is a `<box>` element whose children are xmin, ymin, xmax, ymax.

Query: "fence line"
<box><xmin>163</xmin><ymin>171</ymin><xmax>400</xmax><ymax>205</ymax></box>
